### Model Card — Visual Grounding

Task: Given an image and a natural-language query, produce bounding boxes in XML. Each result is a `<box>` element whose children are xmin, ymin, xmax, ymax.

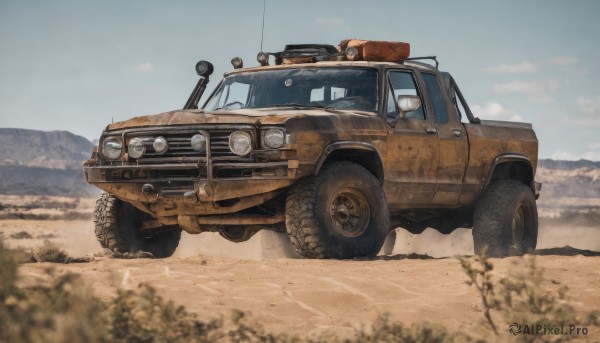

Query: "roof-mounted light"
<box><xmin>231</xmin><ymin>57</ymin><xmax>243</xmax><ymax>69</ymax></box>
<box><xmin>345</xmin><ymin>47</ymin><xmax>359</xmax><ymax>61</ymax></box>
<box><xmin>195</xmin><ymin>60</ymin><xmax>214</xmax><ymax>77</ymax></box>
<box><xmin>257</xmin><ymin>52</ymin><xmax>269</xmax><ymax>66</ymax></box>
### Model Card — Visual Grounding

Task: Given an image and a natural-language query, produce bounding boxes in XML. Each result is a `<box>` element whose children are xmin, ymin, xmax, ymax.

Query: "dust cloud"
<box><xmin>1</xmin><ymin>212</ymin><xmax>598</xmax><ymax>260</ymax></box>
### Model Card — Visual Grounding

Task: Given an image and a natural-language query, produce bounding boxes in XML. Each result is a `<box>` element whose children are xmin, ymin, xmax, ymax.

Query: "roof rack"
<box><xmin>405</xmin><ymin>56</ymin><xmax>439</xmax><ymax>69</ymax></box>
<box><xmin>255</xmin><ymin>41</ymin><xmax>437</xmax><ymax>67</ymax></box>
<box><xmin>260</xmin><ymin>44</ymin><xmax>341</xmax><ymax>64</ymax></box>
<box><xmin>283</xmin><ymin>44</ymin><xmax>339</xmax><ymax>55</ymax></box>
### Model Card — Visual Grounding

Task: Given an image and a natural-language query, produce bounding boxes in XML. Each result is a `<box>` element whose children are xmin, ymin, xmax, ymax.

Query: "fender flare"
<box><xmin>312</xmin><ymin>141</ymin><xmax>384</xmax><ymax>182</ymax></box>
<box><xmin>481</xmin><ymin>153</ymin><xmax>535</xmax><ymax>193</ymax></box>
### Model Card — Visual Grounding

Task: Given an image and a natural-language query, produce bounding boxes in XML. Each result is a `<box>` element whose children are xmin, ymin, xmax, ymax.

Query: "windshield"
<box><xmin>204</xmin><ymin>68</ymin><xmax>378</xmax><ymax>113</ymax></box>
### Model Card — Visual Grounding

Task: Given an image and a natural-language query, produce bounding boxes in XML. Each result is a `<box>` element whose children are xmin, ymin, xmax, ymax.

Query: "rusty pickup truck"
<box><xmin>84</xmin><ymin>40</ymin><xmax>541</xmax><ymax>258</ymax></box>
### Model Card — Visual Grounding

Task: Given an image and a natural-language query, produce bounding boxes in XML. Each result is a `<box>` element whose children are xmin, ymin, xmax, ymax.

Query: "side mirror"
<box><xmin>397</xmin><ymin>95</ymin><xmax>421</xmax><ymax>113</ymax></box>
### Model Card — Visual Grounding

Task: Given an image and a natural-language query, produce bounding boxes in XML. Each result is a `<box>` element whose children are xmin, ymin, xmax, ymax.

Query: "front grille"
<box><xmin>123</xmin><ymin>127</ymin><xmax>254</xmax><ymax>162</ymax></box>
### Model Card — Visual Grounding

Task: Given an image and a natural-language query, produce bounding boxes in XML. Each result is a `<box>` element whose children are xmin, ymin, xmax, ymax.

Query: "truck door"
<box><xmin>384</xmin><ymin>70</ymin><xmax>439</xmax><ymax>210</ymax></box>
<box><xmin>420</xmin><ymin>72</ymin><xmax>468</xmax><ymax>205</ymax></box>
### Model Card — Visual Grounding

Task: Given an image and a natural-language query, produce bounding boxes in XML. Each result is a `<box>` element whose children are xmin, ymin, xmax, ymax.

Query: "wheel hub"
<box><xmin>329</xmin><ymin>189</ymin><xmax>370</xmax><ymax>237</ymax></box>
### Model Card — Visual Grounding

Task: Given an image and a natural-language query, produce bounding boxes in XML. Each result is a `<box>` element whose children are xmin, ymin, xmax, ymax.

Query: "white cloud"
<box><xmin>577</xmin><ymin>95</ymin><xmax>600</xmax><ymax>114</ymax></box>
<box><xmin>315</xmin><ymin>17</ymin><xmax>351</xmax><ymax>30</ymax></box>
<box><xmin>550</xmin><ymin>149</ymin><xmax>578</xmax><ymax>160</ymax></box>
<box><xmin>550</xmin><ymin>149</ymin><xmax>600</xmax><ymax>161</ymax></box>
<box><xmin>570</xmin><ymin>95</ymin><xmax>600</xmax><ymax>128</ymax></box>
<box><xmin>544</xmin><ymin>56</ymin><xmax>577</xmax><ymax>65</ymax></box>
<box><xmin>483</xmin><ymin>61</ymin><xmax>538</xmax><ymax>74</ymax></box>
<box><xmin>482</xmin><ymin>56</ymin><xmax>577</xmax><ymax>74</ymax></box>
<box><xmin>570</xmin><ymin>118</ymin><xmax>600</xmax><ymax>127</ymax></box>
<box><xmin>492</xmin><ymin>81</ymin><xmax>547</xmax><ymax>95</ymax></box>
<box><xmin>133</xmin><ymin>62</ymin><xmax>154</xmax><ymax>72</ymax></box>
<box><xmin>471</xmin><ymin>102</ymin><xmax>523</xmax><ymax>121</ymax></box>
<box><xmin>492</xmin><ymin>80</ymin><xmax>560</xmax><ymax>102</ymax></box>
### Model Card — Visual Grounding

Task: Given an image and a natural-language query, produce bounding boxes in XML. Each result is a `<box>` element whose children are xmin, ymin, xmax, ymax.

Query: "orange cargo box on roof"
<box><xmin>339</xmin><ymin>39</ymin><xmax>410</xmax><ymax>62</ymax></box>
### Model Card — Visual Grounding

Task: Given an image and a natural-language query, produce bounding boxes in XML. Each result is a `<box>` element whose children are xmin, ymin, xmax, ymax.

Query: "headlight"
<box><xmin>101</xmin><ymin>138</ymin><xmax>122</xmax><ymax>159</ymax></box>
<box><xmin>153</xmin><ymin>136</ymin><xmax>168</xmax><ymax>154</ymax></box>
<box><xmin>190</xmin><ymin>134</ymin><xmax>207</xmax><ymax>151</ymax></box>
<box><xmin>263</xmin><ymin>129</ymin><xmax>285</xmax><ymax>149</ymax></box>
<box><xmin>228</xmin><ymin>131</ymin><xmax>252</xmax><ymax>156</ymax></box>
<box><xmin>128</xmin><ymin>138</ymin><xmax>145</xmax><ymax>159</ymax></box>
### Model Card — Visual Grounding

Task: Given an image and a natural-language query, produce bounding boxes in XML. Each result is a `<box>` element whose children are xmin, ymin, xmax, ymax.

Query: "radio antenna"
<box><xmin>260</xmin><ymin>0</ymin><xmax>266</xmax><ymax>51</ymax></box>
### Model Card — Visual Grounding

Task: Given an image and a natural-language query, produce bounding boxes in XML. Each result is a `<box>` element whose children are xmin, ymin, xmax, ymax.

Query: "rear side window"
<box><xmin>422</xmin><ymin>73</ymin><xmax>449</xmax><ymax>124</ymax></box>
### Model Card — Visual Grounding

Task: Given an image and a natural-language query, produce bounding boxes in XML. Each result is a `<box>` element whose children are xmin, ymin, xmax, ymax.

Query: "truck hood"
<box><xmin>106</xmin><ymin>108</ymin><xmax>381</xmax><ymax>131</ymax></box>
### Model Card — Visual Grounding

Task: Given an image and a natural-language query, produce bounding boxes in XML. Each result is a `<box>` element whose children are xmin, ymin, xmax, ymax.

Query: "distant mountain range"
<box><xmin>538</xmin><ymin>159</ymin><xmax>600</xmax><ymax>170</ymax></box>
<box><xmin>0</xmin><ymin>128</ymin><xmax>598</xmax><ymax>199</ymax></box>
<box><xmin>0</xmin><ymin>128</ymin><xmax>97</xmax><ymax>197</ymax></box>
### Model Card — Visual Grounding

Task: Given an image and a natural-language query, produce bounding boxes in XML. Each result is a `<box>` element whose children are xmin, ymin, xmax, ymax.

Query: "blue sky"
<box><xmin>0</xmin><ymin>0</ymin><xmax>599</xmax><ymax>160</ymax></box>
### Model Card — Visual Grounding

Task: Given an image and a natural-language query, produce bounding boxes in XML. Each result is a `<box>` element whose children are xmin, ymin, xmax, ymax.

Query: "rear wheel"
<box><xmin>285</xmin><ymin>162</ymin><xmax>390</xmax><ymax>259</ymax></box>
<box><xmin>472</xmin><ymin>180</ymin><xmax>538</xmax><ymax>257</ymax></box>
<box><xmin>93</xmin><ymin>192</ymin><xmax>181</xmax><ymax>258</ymax></box>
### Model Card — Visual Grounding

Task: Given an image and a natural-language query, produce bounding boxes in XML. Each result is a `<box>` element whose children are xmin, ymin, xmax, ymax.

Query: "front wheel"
<box><xmin>93</xmin><ymin>192</ymin><xmax>181</xmax><ymax>258</ymax></box>
<box><xmin>285</xmin><ymin>162</ymin><xmax>390</xmax><ymax>259</ymax></box>
<box><xmin>472</xmin><ymin>180</ymin><xmax>538</xmax><ymax>257</ymax></box>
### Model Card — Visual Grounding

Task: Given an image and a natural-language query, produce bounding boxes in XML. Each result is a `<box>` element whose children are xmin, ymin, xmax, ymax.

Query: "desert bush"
<box><xmin>460</xmin><ymin>254</ymin><xmax>600</xmax><ymax>342</ymax></box>
<box><xmin>52</xmin><ymin>210</ymin><xmax>92</xmax><ymax>221</ymax></box>
<box><xmin>33</xmin><ymin>241</ymin><xmax>70</xmax><ymax>263</ymax></box>
<box><xmin>1</xmin><ymin>241</ymin><xmax>91</xmax><ymax>264</ymax></box>
<box><xmin>348</xmin><ymin>314</ymin><xmax>476</xmax><ymax>343</ymax></box>
<box><xmin>10</xmin><ymin>231</ymin><xmax>33</xmax><ymax>239</ymax></box>
<box><xmin>27</xmin><ymin>199</ymin><xmax>78</xmax><ymax>210</ymax></box>
<box><xmin>0</xmin><ymin>212</ymin><xmax>51</xmax><ymax>220</ymax></box>
<box><xmin>106</xmin><ymin>285</ymin><xmax>224</xmax><ymax>343</ymax></box>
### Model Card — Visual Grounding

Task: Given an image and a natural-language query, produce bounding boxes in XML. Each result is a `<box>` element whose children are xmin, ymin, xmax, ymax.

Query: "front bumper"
<box><xmin>83</xmin><ymin>159</ymin><xmax>302</xmax><ymax>217</ymax></box>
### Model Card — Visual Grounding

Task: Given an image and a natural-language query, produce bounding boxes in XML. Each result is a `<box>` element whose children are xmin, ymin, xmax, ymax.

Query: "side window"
<box><xmin>422</xmin><ymin>73</ymin><xmax>449</xmax><ymax>124</ymax></box>
<box><xmin>387</xmin><ymin>71</ymin><xmax>425</xmax><ymax>120</ymax></box>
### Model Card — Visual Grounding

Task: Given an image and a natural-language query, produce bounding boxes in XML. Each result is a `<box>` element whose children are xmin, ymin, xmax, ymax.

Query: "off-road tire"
<box><xmin>285</xmin><ymin>161</ymin><xmax>390</xmax><ymax>259</ymax></box>
<box><xmin>473</xmin><ymin>180</ymin><xmax>538</xmax><ymax>257</ymax></box>
<box><xmin>93</xmin><ymin>192</ymin><xmax>181</xmax><ymax>258</ymax></box>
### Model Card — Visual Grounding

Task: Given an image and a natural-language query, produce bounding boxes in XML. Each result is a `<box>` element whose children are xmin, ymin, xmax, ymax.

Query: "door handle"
<box><xmin>452</xmin><ymin>128</ymin><xmax>462</xmax><ymax>137</ymax></box>
<box><xmin>426</xmin><ymin>127</ymin><xmax>437</xmax><ymax>134</ymax></box>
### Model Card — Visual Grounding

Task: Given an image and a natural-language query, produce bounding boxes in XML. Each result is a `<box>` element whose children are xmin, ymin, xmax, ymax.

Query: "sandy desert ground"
<box><xmin>1</xmin><ymin>195</ymin><xmax>599</xmax><ymax>340</ymax></box>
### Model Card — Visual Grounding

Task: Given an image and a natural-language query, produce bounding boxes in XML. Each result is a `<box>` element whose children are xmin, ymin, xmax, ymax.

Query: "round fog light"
<box><xmin>128</xmin><ymin>138</ymin><xmax>145</xmax><ymax>159</ymax></box>
<box><xmin>102</xmin><ymin>139</ymin><xmax>122</xmax><ymax>160</ymax></box>
<box><xmin>229</xmin><ymin>131</ymin><xmax>252</xmax><ymax>156</ymax></box>
<box><xmin>263</xmin><ymin>129</ymin><xmax>285</xmax><ymax>148</ymax></box>
<box><xmin>153</xmin><ymin>136</ymin><xmax>168</xmax><ymax>154</ymax></box>
<box><xmin>191</xmin><ymin>134</ymin><xmax>207</xmax><ymax>151</ymax></box>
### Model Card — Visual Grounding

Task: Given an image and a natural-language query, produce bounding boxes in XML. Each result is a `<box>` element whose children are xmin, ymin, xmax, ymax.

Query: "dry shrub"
<box><xmin>2</xmin><ymin>241</ymin><xmax>91</xmax><ymax>264</ymax></box>
<box><xmin>348</xmin><ymin>314</ymin><xmax>476</xmax><ymax>343</ymax></box>
<box><xmin>10</xmin><ymin>231</ymin><xmax>33</xmax><ymax>239</ymax></box>
<box><xmin>52</xmin><ymin>210</ymin><xmax>92</xmax><ymax>221</ymax></box>
<box><xmin>33</xmin><ymin>241</ymin><xmax>70</xmax><ymax>263</ymax></box>
<box><xmin>460</xmin><ymin>254</ymin><xmax>600</xmax><ymax>342</ymax></box>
